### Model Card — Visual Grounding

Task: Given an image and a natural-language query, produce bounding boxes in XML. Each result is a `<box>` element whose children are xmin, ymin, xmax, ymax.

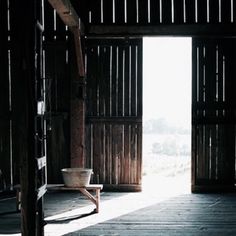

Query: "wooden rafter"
<box><xmin>48</xmin><ymin>0</ymin><xmax>80</xmax><ymax>28</ymax></box>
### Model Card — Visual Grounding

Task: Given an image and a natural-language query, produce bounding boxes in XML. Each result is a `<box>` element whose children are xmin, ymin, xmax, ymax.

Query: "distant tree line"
<box><xmin>152</xmin><ymin>141</ymin><xmax>190</xmax><ymax>156</ymax></box>
<box><xmin>143</xmin><ymin>118</ymin><xmax>190</xmax><ymax>135</ymax></box>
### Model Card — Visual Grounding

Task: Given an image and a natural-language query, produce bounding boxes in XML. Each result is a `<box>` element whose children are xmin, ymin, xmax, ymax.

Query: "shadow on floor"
<box><xmin>0</xmin><ymin>196</ymin><xmax>21</xmax><ymax>234</ymax></box>
<box><xmin>62</xmin><ymin>193</ymin><xmax>236</xmax><ymax>236</ymax></box>
<box><xmin>0</xmin><ymin>190</ymin><xmax>131</xmax><ymax>235</ymax></box>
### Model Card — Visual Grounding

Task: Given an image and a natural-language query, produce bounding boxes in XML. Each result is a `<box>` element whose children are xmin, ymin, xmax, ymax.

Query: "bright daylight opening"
<box><xmin>143</xmin><ymin>37</ymin><xmax>192</xmax><ymax>195</ymax></box>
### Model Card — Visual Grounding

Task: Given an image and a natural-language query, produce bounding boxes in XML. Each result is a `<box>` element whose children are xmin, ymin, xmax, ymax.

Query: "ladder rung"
<box><xmin>37</xmin><ymin>184</ymin><xmax>47</xmax><ymax>200</ymax></box>
<box><xmin>36</xmin><ymin>20</ymin><xmax>44</xmax><ymax>32</ymax></box>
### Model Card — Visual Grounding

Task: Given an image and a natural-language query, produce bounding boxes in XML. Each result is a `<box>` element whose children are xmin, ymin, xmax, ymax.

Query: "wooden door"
<box><xmin>192</xmin><ymin>38</ymin><xmax>236</xmax><ymax>192</ymax></box>
<box><xmin>85</xmin><ymin>38</ymin><xmax>142</xmax><ymax>191</ymax></box>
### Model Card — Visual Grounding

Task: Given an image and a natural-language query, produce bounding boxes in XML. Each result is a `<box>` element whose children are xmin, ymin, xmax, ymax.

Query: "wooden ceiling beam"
<box><xmin>87</xmin><ymin>24</ymin><xmax>236</xmax><ymax>37</ymax></box>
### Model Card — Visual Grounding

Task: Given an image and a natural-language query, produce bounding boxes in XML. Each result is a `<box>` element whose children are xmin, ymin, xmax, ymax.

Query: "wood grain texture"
<box><xmin>85</xmin><ymin>38</ymin><xmax>142</xmax><ymax>191</ymax></box>
<box><xmin>67</xmin><ymin>193</ymin><xmax>236</xmax><ymax>235</ymax></box>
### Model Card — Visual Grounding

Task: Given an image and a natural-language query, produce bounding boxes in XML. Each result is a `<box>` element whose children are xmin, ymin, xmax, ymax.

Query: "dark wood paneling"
<box><xmin>162</xmin><ymin>0</ymin><xmax>172</xmax><ymax>24</ymax></box>
<box><xmin>103</xmin><ymin>0</ymin><xmax>113</xmax><ymax>24</ymax></box>
<box><xmin>221</xmin><ymin>0</ymin><xmax>232</xmax><ymax>23</ymax></box>
<box><xmin>127</xmin><ymin>0</ymin><xmax>137</xmax><ymax>24</ymax></box>
<box><xmin>88</xmin><ymin>0</ymin><xmax>102</xmax><ymax>24</ymax></box>
<box><xmin>74</xmin><ymin>0</ymin><xmax>236</xmax><ymax>28</ymax></box>
<box><xmin>85</xmin><ymin>38</ymin><xmax>142</xmax><ymax>191</ymax></box>
<box><xmin>197</xmin><ymin>0</ymin><xmax>207</xmax><ymax>23</ymax></box>
<box><xmin>209</xmin><ymin>0</ymin><xmax>220</xmax><ymax>23</ymax></box>
<box><xmin>44</xmin><ymin>0</ymin><xmax>55</xmax><ymax>41</ymax></box>
<box><xmin>192</xmin><ymin>38</ymin><xmax>236</xmax><ymax>192</ymax></box>
<box><xmin>72</xmin><ymin>0</ymin><xmax>89</xmax><ymax>24</ymax></box>
<box><xmin>115</xmin><ymin>0</ymin><xmax>125</xmax><ymax>24</ymax></box>
<box><xmin>45</xmin><ymin>42</ymin><xmax>70</xmax><ymax>183</ymax></box>
<box><xmin>149</xmin><ymin>0</ymin><xmax>161</xmax><ymax>24</ymax></box>
<box><xmin>56</xmin><ymin>12</ymin><xmax>67</xmax><ymax>41</ymax></box>
<box><xmin>174</xmin><ymin>0</ymin><xmax>184</xmax><ymax>24</ymax></box>
<box><xmin>138</xmin><ymin>0</ymin><xmax>149</xmax><ymax>24</ymax></box>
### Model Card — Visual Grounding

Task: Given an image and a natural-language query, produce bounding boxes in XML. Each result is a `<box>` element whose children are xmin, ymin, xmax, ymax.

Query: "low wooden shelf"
<box><xmin>14</xmin><ymin>184</ymin><xmax>103</xmax><ymax>213</ymax></box>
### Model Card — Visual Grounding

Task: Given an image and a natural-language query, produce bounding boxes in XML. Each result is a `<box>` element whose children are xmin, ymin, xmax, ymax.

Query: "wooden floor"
<box><xmin>1</xmin><ymin>174</ymin><xmax>236</xmax><ymax>236</ymax></box>
<box><xmin>66</xmin><ymin>193</ymin><xmax>236</xmax><ymax>236</ymax></box>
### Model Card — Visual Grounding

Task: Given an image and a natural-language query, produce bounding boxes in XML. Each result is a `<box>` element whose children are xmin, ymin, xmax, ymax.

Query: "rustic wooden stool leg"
<box><xmin>95</xmin><ymin>188</ymin><xmax>100</xmax><ymax>213</ymax></box>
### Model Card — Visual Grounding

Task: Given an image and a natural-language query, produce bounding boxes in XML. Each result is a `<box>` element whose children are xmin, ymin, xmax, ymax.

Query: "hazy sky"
<box><xmin>143</xmin><ymin>37</ymin><xmax>192</xmax><ymax>128</ymax></box>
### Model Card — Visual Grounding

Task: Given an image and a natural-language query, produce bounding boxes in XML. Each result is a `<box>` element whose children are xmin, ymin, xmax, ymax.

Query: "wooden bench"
<box><xmin>14</xmin><ymin>184</ymin><xmax>103</xmax><ymax>213</ymax></box>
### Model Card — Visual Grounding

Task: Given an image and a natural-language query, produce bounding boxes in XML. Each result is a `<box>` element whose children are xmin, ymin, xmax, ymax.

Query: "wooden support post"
<box><xmin>15</xmin><ymin>8</ymin><xmax>38</xmax><ymax>236</ymax></box>
<box><xmin>70</xmin><ymin>26</ymin><xmax>86</xmax><ymax>167</ymax></box>
<box><xmin>11</xmin><ymin>1</ymin><xmax>45</xmax><ymax>235</ymax></box>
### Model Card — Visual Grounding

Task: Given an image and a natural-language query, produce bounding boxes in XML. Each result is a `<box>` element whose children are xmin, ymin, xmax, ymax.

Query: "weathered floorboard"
<box><xmin>69</xmin><ymin>193</ymin><xmax>236</xmax><ymax>236</ymax></box>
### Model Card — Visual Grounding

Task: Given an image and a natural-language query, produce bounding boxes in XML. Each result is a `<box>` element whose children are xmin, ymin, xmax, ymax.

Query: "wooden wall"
<box><xmin>73</xmin><ymin>0</ymin><xmax>236</xmax><ymax>25</ymax></box>
<box><xmin>192</xmin><ymin>38</ymin><xmax>236</xmax><ymax>192</ymax></box>
<box><xmin>0</xmin><ymin>0</ymin><xmax>30</xmax><ymax>191</ymax></box>
<box><xmin>0</xmin><ymin>1</ymin><xmax>72</xmax><ymax>189</ymax></box>
<box><xmin>44</xmin><ymin>41</ymin><xmax>70</xmax><ymax>183</ymax></box>
<box><xmin>85</xmin><ymin>38</ymin><xmax>142</xmax><ymax>191</ymax></box>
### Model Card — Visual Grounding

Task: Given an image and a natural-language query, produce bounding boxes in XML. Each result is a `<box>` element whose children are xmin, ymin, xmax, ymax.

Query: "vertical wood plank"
<box><xmin>185</xmin><ymin>0</ymin><xmax>196</xmax><ymax>23</ymax></box>
<box><xmin>173</xmin><ymin>0</ymin><xmax>184</xmax><ymax>24</ymax></box>
<box><xmin>93</xmin><ymin>124</ymin><xmax>102</xmax><ymax>183</ymax></box>
<box><xmin>210</xmin><ymin>125</ymin><xmax>217</xmax><ymax>180</ymax></box>
<box><xmin>127</xmin><ymin>0</ymin><xmax>137</xmax><ymax>24</ymax></box>
<box><xmin>102</xmin><ymin>46</ymin><xmax>111</xmax><ymax>117</ymax></box>
<box><xmin>115</xmin><ymin>0</ymin><xmax>125</xmax><ymax>24</ymax></box>
<box><xmin>130</xmin><ymin>45</ymin><xmax>137</xmax><ymax>116</ymax></box>
<box><xmin>138</xmin><ymin>0</ymin><xmax>149</xmax><ymax>24</ymax></box>
<box><xmin>209</xmin><ymin>0</ymin><xmax>220</xmax><ymax>23</ymax></box>
<box><xmin>56</xmin><ymin>14</ymin><xmax>67</xmax><ymax>41</ymax></box>
<box><xmin>103</xmin><ymin>0</ymin><xmax>113</xmax><ymax>24</ymax></box>
<box><xmin>88</xmin><ymin>0</ymin><xmax>101</xmax><ymax>24</ymax></box>
<box><xmin>73</xmin><ymin>0</ymin><xmax>89</xmax><ymax>23</ymax></box>
<box><xmin>44</xmin><ymin>1</ymin><xmax>55</xmax><ymax>41</ymax></box>
<box><xmin>124</xmin><ymin>124</ymin><xmax>131</xmax><ymax>183</ymax></box>
<box><xmin>150</xmin><ymin>0</ymin><xmax>161</xmax><ymax>24</ymax></box>
<box><xmin>118</xmin><ymin>46</ymin><xmax>124</xmax><ymax>116</ymax></box>
<box><xmin>137</xmin><ymin>40</ymin><xmax>143</xmax><ymax>117</ymax></box>
<box><xmin>137</xmin><ymin>123</ymin><xmax>142</xmax><ymax>185</ymax></box>
<box><xmin>221</xmin><ymin>0</ymin><xmax>232</xmax><ymax>23</ymax></box>
<box><xmin>197</xmin><ymin>0</ymin><xmax>207</xmax><ymax>23</ymax></box>
<box><xmin>124</xmin><ymin>45</ymin><xmax>130</xmax><ymax>116</ymax></box>
<box><xmin>162</xmin><ymin>0</ymin><xmax>172</xmax><ymax>24</ymax></box>
<box><xmin>112</xmin><ymin>45</ymin><xmax>118</xmax><ymax>116</ymax></box>
<box><xmin>233</xmin><ymin>0</ymin><xmax>236</xmax><ymax>23</ymax></box>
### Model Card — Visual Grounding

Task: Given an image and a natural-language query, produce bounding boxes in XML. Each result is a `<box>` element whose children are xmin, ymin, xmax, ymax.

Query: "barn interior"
<box><xmin>0</xmin><ymin>0</ymin><xmax>236</xmax><ymax>235</ymax></box>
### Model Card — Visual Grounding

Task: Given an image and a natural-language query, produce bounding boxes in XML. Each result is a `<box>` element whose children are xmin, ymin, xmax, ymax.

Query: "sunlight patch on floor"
<box><xmin>45</xmin><ymin>172</ymin><xmax>190</xmax><ymax>236</ymax></box>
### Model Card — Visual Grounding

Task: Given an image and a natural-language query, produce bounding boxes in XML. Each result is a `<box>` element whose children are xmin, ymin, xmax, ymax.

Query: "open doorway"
<box><xmin>143</xmin><ymin>37</ymin><xmax>192</xmax><ymax>194</ymax></box>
